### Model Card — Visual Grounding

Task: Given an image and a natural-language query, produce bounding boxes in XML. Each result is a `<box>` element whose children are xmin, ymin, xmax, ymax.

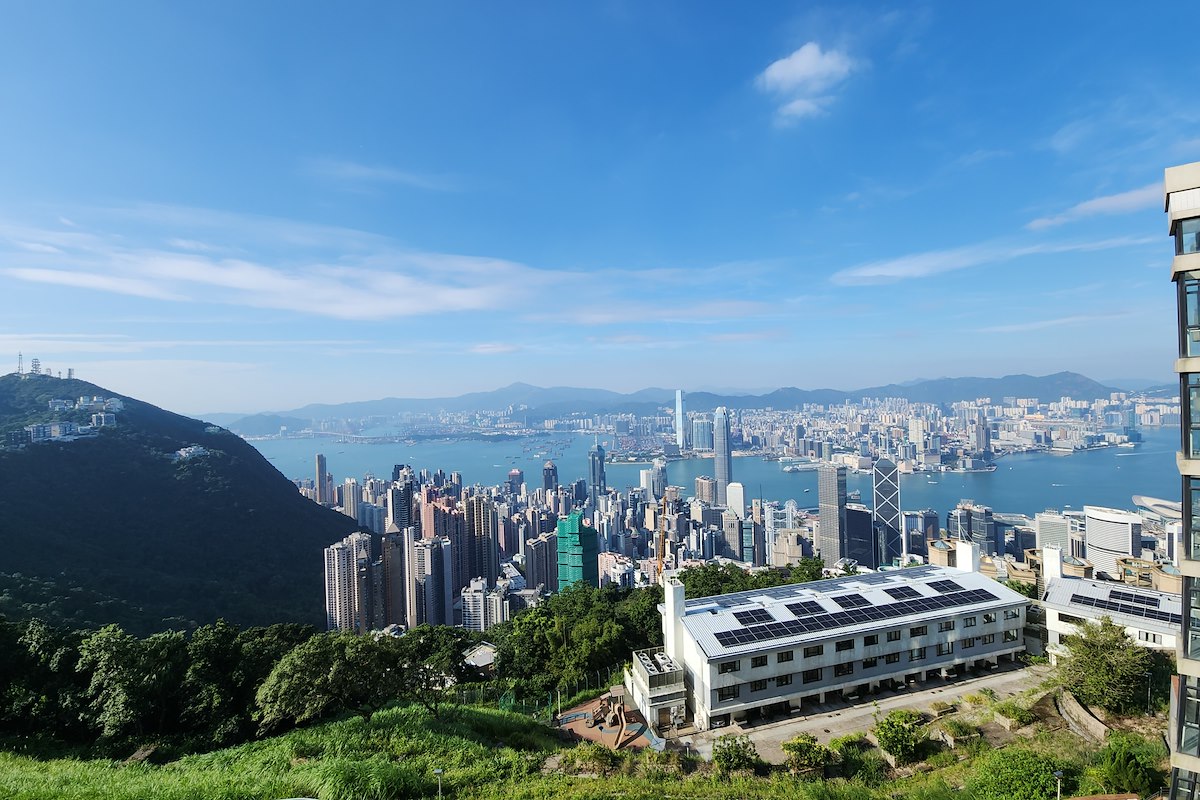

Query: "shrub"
<box><xmin>873</xmin><ymin>709</ymin><xmax>925</xmax><ymax>765</ymax></box>
<box><xmin>967</xmin><ymin>748</ymin><xmax>1068</xmax><ymax>800</ymax></box>
<box><xmin>993</xmin><ymin>701</ymin><xmax>1035</xmax><ymax>726</ymax></box>
<box><xmin>781</xmin><ymin>733</ymin><xmax>833</xmax><ymax>774</ymax></box>
<box><xmin>711</xmin><ymin>733</ymin><xmax>759</xmax><ymax>775</ymax></box>
<box><xmin>941</xmin><ymin>718</ymin><xmax>977</xmax><ymax>738</ymax></box>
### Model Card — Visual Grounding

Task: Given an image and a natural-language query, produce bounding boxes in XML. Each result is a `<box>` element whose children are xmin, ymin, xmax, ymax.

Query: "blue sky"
<box><xmin>0</xmin><ymin>3</ymin><xmax>1193</xmax><ymax>414</ymax></box>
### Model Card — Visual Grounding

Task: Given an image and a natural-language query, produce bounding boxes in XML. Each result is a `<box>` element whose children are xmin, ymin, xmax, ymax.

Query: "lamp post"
<box><xmin>434</xmin><ymin>767</ymin><xmax>443</xmax><ymax>800</ymax></box>
<box><xmin>1053</xmin><ymin>769</ymin><xmax>1063</xmax><ymax>800</ymax></box>
<box><xmin>1146</xmin><ymin>670</ymin><xmax>1153</xmax><ymax>716</ymax></box>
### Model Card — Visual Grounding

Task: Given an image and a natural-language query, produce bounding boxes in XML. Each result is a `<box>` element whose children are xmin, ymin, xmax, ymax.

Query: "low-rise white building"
<box><xmin>628</xmin><ymin>551</ymin><xmax>1029</xmax><ymax>732</ymax></box>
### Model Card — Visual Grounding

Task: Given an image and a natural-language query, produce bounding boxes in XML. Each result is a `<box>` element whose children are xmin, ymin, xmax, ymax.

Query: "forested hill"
<box><xmin>0</xmin><ymin>372</ymin><xmax>358</xmax><ymax>635</ymax></box>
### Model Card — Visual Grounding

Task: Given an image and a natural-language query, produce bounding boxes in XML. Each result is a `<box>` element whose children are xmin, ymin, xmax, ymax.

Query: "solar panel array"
<box><xmin>734</xmin><ymin>609</ymin><xmax>774</xmax><ymax>625</ymax></box>
<box><xmin>929</xmin><ymin>579</ymin><xmax>964</xmax><ymax>593</ymax></box>
<box><xmin>713</xmin><ymin>588</ymin><xmax>999</xmax><ymax>649</ymax></box>
<box><xmin>786</xmin><ymin>600</ymin><xmax>825</xmax><ymax>616</ymax></box>
<box><xmin>884</xmin><ymin>586</ymin><xmax>920</xmax><ymax>600</ymax></box>
<box><xmin>1069</xmin><ymin>593</ymin><xmax>1181</xmax><ymax>626</ymax></box>
<box><xmin>1109</xmin><ymin>589</ymin><xmax>1160</xmax><ymax>608</ymax></box>
<box><xmin>834</xmin><ymin>593</ymin><xmax>871</xmax><ymax>609</ymax></box>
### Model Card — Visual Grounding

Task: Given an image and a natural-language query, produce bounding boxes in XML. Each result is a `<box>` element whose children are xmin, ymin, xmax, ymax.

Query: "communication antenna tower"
<box><xmin>30</xmin><ymin>358</ymin><xmax>41</xmax><ymax>375</ymax></box>
<box><xmin>16</xmin><ymin>352</ymin><xmax>22</xmax><ymax>375</ymax></box>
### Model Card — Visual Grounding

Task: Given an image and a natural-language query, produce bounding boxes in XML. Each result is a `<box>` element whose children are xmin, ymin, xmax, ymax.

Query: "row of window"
<box><xmin>715</xmin><ymin>633</ymin><xmax>1020</xmax><ymax>702</ymax></box>
<box><xmin>716</xmin><ymin>611</ymin><xmax>1020</xmax><ymax>674</ymax></box>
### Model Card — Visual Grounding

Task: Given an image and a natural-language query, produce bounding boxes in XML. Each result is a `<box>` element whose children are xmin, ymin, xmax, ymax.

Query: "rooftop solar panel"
<box><xmin>929</xmin><ymin>579</ymin><xmax>964</xmax><ymax>593</ymax></box>
<box><xmin>834</xmin><ymin>593</ymin><xmax>871</xmax><ymax>609</ymax></box>
<box><xmin>786</xmin><ymin>601</ymin><xmax>825</xmax><ymax>617</ymax></box>
<box><xmin>1109</xmin><ymin>589</ymin><xmax>1160</xmax><ymax>608</ymax></box>
<box><xmin>885</xmin><ymin>586</ymin><xmax>920</xmax><ymax>600</ymax></box>
<box><xmin>1069</xmin><ymin>593</ymin><xmax>1181</xmax><ymax>626</ymax></box>
<box><xmin>734</xmin><ymin>609</ymin><xmax>774</xmax><ymax>625</ymax></box>
<box><xmin>713</xmin><ymin>587</ymin><xmax>1002</xmax><ymax>650</ymax></box>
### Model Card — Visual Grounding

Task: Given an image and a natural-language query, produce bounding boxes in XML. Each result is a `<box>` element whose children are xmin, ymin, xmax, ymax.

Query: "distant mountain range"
<box><xmin>214</xmin><ymin>371</ymin><xmax>1132</xmax><ymax>433</ymax></box>
<box><xmin>0</xmin><ymin>373</ymin><xmax>359</xmax><ymax>634</ymax></box>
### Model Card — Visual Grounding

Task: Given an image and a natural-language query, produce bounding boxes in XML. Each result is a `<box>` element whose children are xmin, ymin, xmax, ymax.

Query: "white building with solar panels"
<box><xmin>628</xmin><ymin>554</ymin><xmax>1029</xmax><ymax>732</ymax></box>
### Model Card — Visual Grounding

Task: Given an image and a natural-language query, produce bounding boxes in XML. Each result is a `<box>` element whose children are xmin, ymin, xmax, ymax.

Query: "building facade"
<box><xmin>713</xmin><ymin>406</ymin><xmax>732</xmax><ymax>506</ymax></box>
<box><xmin>817</xmin><ymin>463</ymin><xmax>847</xmax><ymax>566</ymax></box>
<box><xmin>556</xmin><ymin>510</ymin><xmax>599</xmax><ymax>590</ymax></box>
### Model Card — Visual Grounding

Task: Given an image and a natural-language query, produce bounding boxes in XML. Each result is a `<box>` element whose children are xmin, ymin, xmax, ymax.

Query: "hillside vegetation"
<box><xmin>0</xmin><ymin>373</ymin><xmax>358</xmax><ymax>634</ymax></box>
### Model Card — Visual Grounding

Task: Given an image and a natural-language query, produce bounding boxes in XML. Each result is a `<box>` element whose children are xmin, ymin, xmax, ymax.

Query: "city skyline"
<box><xmin>0</xmin><ymin>4</ymin><xmax>1196</xmax><ymax>413</ymax></box>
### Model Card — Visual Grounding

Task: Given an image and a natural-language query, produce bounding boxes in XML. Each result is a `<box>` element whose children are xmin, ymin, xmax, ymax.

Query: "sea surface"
<box><xmin>249</xmin><ymin>427</ymin><xmax>1181</xmax><ymax>517</ymax></box>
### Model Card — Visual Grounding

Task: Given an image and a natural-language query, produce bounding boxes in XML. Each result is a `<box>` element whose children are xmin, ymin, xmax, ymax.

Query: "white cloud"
<box><xmin>756</xmin><ymin>42</ymin><xmax>860</xmax><ymax>125</ymax></box>
<box><xmin>303</xmin><ymin>158</ymin><xmax>456</xmax><ymax>192</ymax></box>
<box><xmin>469</xmin><ymin>342</ymin><xmax>520</xmax><ymax>355</ymax></box>
<box><xmin>4</xmin><ymin>267</ymin><xmax>185</xmax><ymax>300</ymax></box>
<box><xmin>976</xmin><ymin>313</ymin><xmax>1129</xmax><ymax>334</ymax></box>
<box><xmin>830</xmin><ymin>236</ymin><xmax>1155</xmax><ymax>286</ymax></box>
<box><xmin>1027</xmin><ymin>182</ymin><xmax>1161</xmax><ymax>229</ymax></box>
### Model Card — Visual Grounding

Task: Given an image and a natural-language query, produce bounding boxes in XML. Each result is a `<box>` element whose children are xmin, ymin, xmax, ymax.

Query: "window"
<box><xmin>1059</xmin><ymin>613</ymin><xmax>1085</xmax><ymax>627</ymax></box>
<box><xmin>835</xmin><ymin>639</ymin><xmax>854</xmax><ymax>652</ymax></box>
<box><xmin>937</xmin><ymin>642</ymin><xmax>954</xmax><ymax>656</ymax></box>
<box><xmin>887</xmin><ymin>630</ymin><xmax>901</xmax><ymax>642</ymax></box>
<box><xmin>910</xmin><ymin>625</ymin><xmax>927</xmax><ymax>637</ymax></box>
<box><xmin>938</xmin><ymin>620</ymin><xmax>955</xmax><ymax>633</ymax></box>
<box><xmin>717</xmin><ymin>685</ymin><xmax>740</xmax><ymax>702</ymax></box>
<box><xmin>1139</xmin><ymin>630</ymin><xmax>1163</xmax><ymax>645</ymax></box>
<box><xmin>885</xmin><ymin>652</ymin><xmax>900</xmax><ymax>664</ymax></box>
<box><xmin>909</xmin><ymin>647</ymin><xmax>926</xmax><ymax>661</ymax></box>
<box><xmin>776</xmin><ymin>673</ymin><xmax>793</xmax><ymax>686</ymax></box>
<box><xmin>962</xmin><ymin>637</ymin><xmax>976</xmax><ymax>649</ymax></box>
<box><xmin>1189</xmin><ymin>376</ymin><xmax>1200</xmax><ymax>461</ymax></box>
<box><xmin>864</xmin><ymin>634</ymin><xmax>879</xmax><ymax>646</ymax></box>
<box><xmin>982</xmin><ymin>634</ymin><xmax>995</xmax><ymax>645</ymax></box>
<box><xmin>751</xmin><ymin>679</ymin><xmax>768</xmax><ymax>692</ymax></box>
<box><xmin>983</xmin><ymin>612</ymin><xmax>997</xmax><ymax>624</ymax></box>
<box><xmin>1003</xmin><ymin>630</ymin><xmax>1019</xmax><ymax>643</ymax></box>
<box><xmin>719</xmin><ymin>660</ymin><xmax>741</xmax><ymax>674</ymax></box>
<box><xmin>802</xmin><ymin>668</ymin><xmax>821</xmax><ymax>684</ymax></box>
<box><xmin>1178</xmin><ymin>216</ymin><xmax>1200</xmax><ymax>256</ymax></box>
<box><xmin>1004</xmin><ymin>609</ymin><xmax>1021</xmax><ymax>621</ymax></box>
<box><xmin>963</xmin><ymin>616</ymin><xmax>977</xmax><ymax>628</ymax></box>
<box><xmin>777</xmin><ymin>650</ymin><xmax>794</xmax><ymax>663</ymax></box>
<box><xmin>1184</xmin><ymin>280</ymin><xmax>1200</xmax><ymax>361</ymax></box>
<box><xmin>862</xmin><ymin>657</ymin><xmax>877</xmax><ymax>669</ymax></box>
<box><xmin>803</xmin><ymin>645</ymin><xmax>824</xmax><ymax>658</ymax></box>
<box><xmin>834</xmin><ymin>662</ymin><xmax>854</xmax><ymax>677</ymax></box>
<box><xmin>751</xmin><ymin>655</ymin><xmax>768</xmax><ymax>668</ymax></box>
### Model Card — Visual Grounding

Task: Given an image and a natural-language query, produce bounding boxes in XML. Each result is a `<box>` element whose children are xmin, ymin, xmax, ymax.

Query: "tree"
<box><xmin>781</xmin><ymin>733</ymin><xmax>832</xmax><ymax>775</ymax></box>
<box><xmin>1058</xmin><ymin>616</ymin><xmax>1151</xmax><ymax>713</ymax></box>
<box><xmin>967</xmin><ymin>748</ymin><xmax>1065</xmax><ymax>800</ymax></box>
<box><xmin>76</xmin><ymin>625</ymin><xmax>187</xmax><ymax>739</ymax></box>
<box><xmin>1002</xmin><ymin>580</ymin><xmax>1038</xmax><ymax>599</ymax></box>
<box><xmin>788</xmin><ymin>557</ymin><xmax>825</xmax><ymax>584</ymax></box>
<box><xmin>1086</xmin><ymin>734</ymin><xmax>1166</xmax><ymax>796</ymax></box>
<box><xmin>394</xmin><ymin>625</ymin><xmax>470</xmax><ymax>718</ymax></box>
<box><xmin>872</xmin><ymin>709</ymin><xmax>925</xmax><ymax>765</ymax></box>
<box><xmin>711</xmin><ymin>733</ymin><xmax>759</xmax><ymax>774</ymax></box>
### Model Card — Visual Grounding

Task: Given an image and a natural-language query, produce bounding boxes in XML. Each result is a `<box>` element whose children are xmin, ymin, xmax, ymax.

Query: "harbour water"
<box><xmin>249</xmin><ymin>426</ymin><xmax>1180</xmax><ymax>517</ymax></box>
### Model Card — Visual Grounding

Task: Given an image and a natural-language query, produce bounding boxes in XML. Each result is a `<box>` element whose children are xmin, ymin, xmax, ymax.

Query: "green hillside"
<box><xmin>0</xmin><ymin>373</ymin><xmax>358</xmax><ymax>634</ymax></box>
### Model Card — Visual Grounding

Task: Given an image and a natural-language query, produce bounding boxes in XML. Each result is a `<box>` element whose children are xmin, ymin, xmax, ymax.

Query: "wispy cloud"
<box><xmin>976</xmin><ymin>313</ymin><xmax>1130</xmax><ymax>334</ymax></box>
<box><xmin>756</xmin><ymin>42</ymin><xmax>861</xmax><ymax>124</ymax></box>
<box><xmin>303</xmin><ymin>157</ymin><xmax>456</xmax><ymax>192</ymax></box>
<box><xmin>468</xmin><ymin>342</ymin><xmax>520</xmax><ymax>355</ymax></box>
<box><xmin>830</xmin><ymin>236</ymin><xmax>1155</xmax><ymax>286</ymax></box>
<box><xmin>1027</xmin><ymin>182</ymin><xmax>1161</xmax><ymax>230</ymax></box>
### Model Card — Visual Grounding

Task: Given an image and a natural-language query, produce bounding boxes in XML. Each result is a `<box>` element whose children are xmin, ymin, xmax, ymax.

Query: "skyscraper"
<box><xmin>713</xmin><ymin>406</ymin><xmax>732</xmax><ymax>506</ymax></box>
<box><xmin>872</xmin><ymin>457</ymin><xmax>902</xmax><ymax>565</ymax></box>
<box><xmin>1165</xmin><ymin>163</ymin><xmax>1200</xmax><ymax>796</ymax></box>
<box><xmin>588</xmin><ymin>439</ymin><xmax>606</xmax><ymax>508</ymax></box>
<box><xmin>675</xmin><ymin>389</ymin><xmax>686</xmax><ymax>449</ymax></box>
<box><xmin>323</xmin><ymin>531</ymin><xmax>375</xmax><ymax>632</ymax></box>
<box><xmin>691</xmin><ymin>416</ymin><xmax>714</xmax><ymax>451</ymax></box>
<box><xmin>464</xmin><ymin>493</ymin><xmax>499</xmax><ymax>589</ymax></box>
<box><xmin>407</xmin><ymin>535</ymin><xmax>453</xmax><ymax>627</ymax></box>
<box><xmin>542</xmin><ymin>460</ymin><xmax>558</xmax><ymax>491</ymax></box>
<box><xmin>315</xmin><ymin>453</ymin><xmax>329</xmax><ymax>505</ymax></box>
<box><xmin>556</xmin><ymin>510</ymin><xmax>599</xmax><ymax>590</ymax></box>
<box><xmin>817</xmin><ymin>462</ymin><xmax>847</xmax><ymax>567</ymax></box>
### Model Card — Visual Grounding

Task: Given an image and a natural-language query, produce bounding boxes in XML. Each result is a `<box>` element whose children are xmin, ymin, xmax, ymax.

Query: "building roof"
<box><xmin>679</xmin><ymin>565</ymin><xmax>1028</xmax><ymax>660</ymax></box>
<box><xmin>1042</xmin><ymin>577</ymin><xmax>1182</xmax><ymax>635</ymax></box>
<box><xmin>1132</xmin><ymin>495</ymin><xmax>1182</xmax><ymax>522</ymax></box>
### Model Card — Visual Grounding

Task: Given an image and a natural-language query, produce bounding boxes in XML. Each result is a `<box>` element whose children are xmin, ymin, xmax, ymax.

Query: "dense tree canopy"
<box><xmin>872</xmin><ymin>709</ymin><xmax>925</xmax><ymax>765</ymax></box>
<box><xmin>677</xmin><ymin>559</ymin><xmax>825</xmax><ymax>599</ymax></box>
<box><xmin>1058</xmin><ymin>616</ymin><xmax>1151</xmax><ymax>713</ymax></box>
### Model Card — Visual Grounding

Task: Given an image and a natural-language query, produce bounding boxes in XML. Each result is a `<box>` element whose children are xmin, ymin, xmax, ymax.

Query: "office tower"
<box><xmin>675</xmin><ymin>389</ymin><xmax>686</xmax><ymax>449</ymax></box>
<box><xmin>872</xmin><ymin>457</ymin><xmax>903</xmax><ymax>564</ymax></box>
<box><xmin>726</xmin><ymin>481</ymin><xmax>746</xmax><ymax>519</ymax></box>
<box><xmin>1036</xmin><ymin>510</ymin><xmax>1070</xmax><ymax>552</ymax></box>
<box><xmin>692</xmin><ymin>416</ymin><xmax>714</xmax><ymax>451</ymax></box>
<box><xmin>556</xmin><ymin>510</ymin><xmax>599</xmax><ymax>590</ymax></box>
<box><xmin>407</xmin><ymin>535</ymin><xmax>453</xmax><ymax>627</ymax></box>
<box><xmin>970</xmin><ymin>504</ymin><xmax>999</xmax><ymax>556</ymax></box>
<box><xmin>713</xmin><ymin>406</ymin><xmax>733</xmax><ymax>506</ymax></box>
<box><xmin>1166</xmin><ymin>163</ymin><xmax>1200</xmax><ymax>797</ymax></box>
<box><xmin>1082</xmin><ymin>505</ymin><xmax>1142</xmax><ymax>579</ymax></box>
<box><xmin>315</xmin><ymin>453</ymin><xmax>329</xmax><ymax>505</ymax></box>
<box><xmin>845</xmin><ymin>505</ymin><xmax>877</xmax><ymax>569</ymax></box>
<box><xmin>817</xmin><ymin>463</ymin><xmax>847</xmax><ymax>566</ymax></box>
<box><xmin>948</xmin><ymin>506</ymin><xmax>972</xmax><ymax>541</ymax></box>
<box><xmin>651</xmin><ymin>457</ymin><xmax>668</xmax><ymax>500</ymax></box>
<box><xmin>588</xmin><ymin>439</ymin><xmax>607</xmax><ymax>508</ymax></box>
<box><xmin>543</xmin><ymin>460</ymin><xmax>558</xmax><ymax>491</ymax></box>
<box><xmin>465</xmin><ymin>494</ymin><xmax>500</xmax><ymax>588</ymax></box>
<box><xmin>381</xmin><ymin>525</ymin><xmax>409</xmax><ymax>627</ymax></box>
<box><xmin>695</xmin><ymin>476</ymin><xmax>717</xmax><ymax>504</ymax></box>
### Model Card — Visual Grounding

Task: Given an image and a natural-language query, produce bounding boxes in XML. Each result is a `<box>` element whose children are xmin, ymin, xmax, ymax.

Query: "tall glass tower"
<box><xmin>713</xmin><ymin>406</ymin><xmax>732</xmax><ymax>506</ymax></box>
<box><xmin>1168</xmin><ymin>161</ymin><xmax>1200</xmax><ymax>797</ymax></box>
<box><xmin>587</xmin><ymin>439</ymin><xmax>606</xmax><ymax>508</ymax></box>
<box><xmin>873</xmin><ymin>457</ymin><xmax>903</xmax><ymax>565</ymax></box>
<box><xmin>818</xmin><ymin>462</ymin><xmax>847</xmax><ymax>567</ymax></box>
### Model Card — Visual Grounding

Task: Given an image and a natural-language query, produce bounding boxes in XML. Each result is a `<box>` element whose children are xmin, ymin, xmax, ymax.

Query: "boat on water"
<box><xmin>927</xmin><ymin>480</ymin><xmax>938</xmax><ymax>484</ymax></box>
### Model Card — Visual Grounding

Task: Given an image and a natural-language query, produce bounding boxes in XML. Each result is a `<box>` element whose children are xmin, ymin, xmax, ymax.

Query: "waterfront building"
<box><xmin>542</xmin><ymin>460</ymin><xmax>558</xmax><ymax>491</ymax></box>
<box><xmin>315</xmin><ymin>453</ymin><xmax>329</xmax><ymax>505</ymax></box>
<box><xmin>628</xmin><ymin>560</ymin><xmax>1027</xmax><ymax>732</ymax></box>
<box><xmin>692</xmin><ymin>416</ymin><xmax>714</xmax><ymax>451</ymax></box>
<box><xmin>873</xmin><ymin>457</ymin><xmax>902</xmax><ymax>564</ymax></box>
<box><xmin>588</xmin><ymin>439</ymin><xmax>606</xmax><ymax>508</ymax></box>
<box><xmin>1082</xmin><ymin>505</ymin><xmax>1142</xmax><ymax>579</ymax></box>
<box><xmin>1167</xmin><ymin>160</ymin><xmax>1200</xmax><ymax>797</ymax></box>
<box><xmin>1036</xmin><ymin>511</ymin><xmax>1070</xmax><ymax>552</ymax></box>
<box><xmin>713</xmin><ymin>407</ymin><xmax>733</xmax><ymax>506</ymax></box>
<box><xmin>675</xmin><ymin>389</ymin><xmax>686</xmax><ymax>449</ymax></box>
<box><xmin>726</xmin><ymin>481</ymin><xmax>746</xmax><ymax>520</ymax></box>
<box><xmin>694</xmin><ymin>475</ymin><xmax>717</xmax><ymax>504</ymax></box>
<box><xmin>817</xmin><ymin>463</ymin><xmax>847</xmax><ymax>567</ymax></box>
<box><xmin>845</xmin><ymin>504</ymin><xmax>877</xmax><ymax>570</ymax></box>
<box><xmin>556</xmin><ymin>510</ymin><xmax>599</xmax><ymax>590</ymax></box>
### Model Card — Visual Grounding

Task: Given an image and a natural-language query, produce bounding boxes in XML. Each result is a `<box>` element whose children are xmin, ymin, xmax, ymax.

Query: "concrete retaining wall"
<box><xmin>1058</xmin><ymin>691</ymin><xmax>1109</xmax><ymax>742</ymax></box>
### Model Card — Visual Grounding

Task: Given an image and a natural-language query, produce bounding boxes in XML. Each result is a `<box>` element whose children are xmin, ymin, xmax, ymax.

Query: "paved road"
<box><xmin>677</xmin><ymin>663</ymin><xmax>1052</xmax><ymax>763</ymax></box>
